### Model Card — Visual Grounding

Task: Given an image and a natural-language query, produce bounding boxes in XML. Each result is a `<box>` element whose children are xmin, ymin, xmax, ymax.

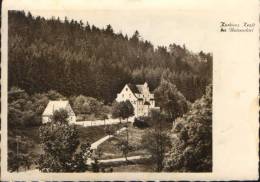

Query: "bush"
<box><xmin>91</xmin><ymin>158</ymin><xmax>100</xmax><ymax>172</ymax></box>
<box><xmin>104</xmin><ymin>124</ymin><xmax>118</xmax><ymax>136</ymax></box>
<box><xmin>22</xmin><ymin>111</ymin><xmax>41</xmax><ymax>127</ymax></box>
<box><xmin>133</xmin><ymin>117</ymin><xmax>150</xmax><ymax>129</ymax></box>
<box><xmin>73</xmin><ymin>95</ymin><xmax>104</xmax><ymax>116</ymax></box>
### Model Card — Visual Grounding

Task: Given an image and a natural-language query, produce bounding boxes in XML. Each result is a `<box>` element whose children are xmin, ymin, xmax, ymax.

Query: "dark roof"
<box><xmin>144</xmin><ymin>101</ymin><xmax>150</xmax><ymax>105</ymax></box>
<box><xmin>136</xmin><ymin>85</ymin><xmax>144</xmax><ymax>93</ymax></box>
<box><xmin>127</xmin><ymin>84</ymin><xmax>141</xmax><ymax>94</ymax></box>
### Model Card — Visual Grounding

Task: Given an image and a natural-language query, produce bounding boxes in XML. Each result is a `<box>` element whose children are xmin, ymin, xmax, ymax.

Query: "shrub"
<box><xmin>133</xmin><ymin>117</ymin><xmax>150</xmax><ymax>129</ymax></box>
<box><xmin>22</xmin><ymin>111</ymin><xmax>41</xmax><ymax>127</ymax></box>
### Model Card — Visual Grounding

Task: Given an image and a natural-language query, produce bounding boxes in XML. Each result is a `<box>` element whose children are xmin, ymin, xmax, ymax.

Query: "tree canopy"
<box><xmin>38</xmin><ymin>109</ymin><xmax>91</xmax><ymax>172</ymax></box>
<box><xmin>111</xmin><ymin>101</ymin><xmax>134</xmax><ymax>121</ymax></box>
<box><xmin>164</xmin><ymin>84</ymin><xmax>212</xmax><ymax>172</ymax></box>
<box><xmin>154</xmin><ymin>72</ymin><xmax>189</xmax><ymax>121</ymax></box>
<box><xmin>8</xmin><ymin>88</ymin><xmax>65</xmax><ymax>127</ymax></box>
<box><xmin>141</xmin><ymin>110</ymin><xmax>171</xmax><ymax>171</ymax></box>
<box><xmin>72</xmin><ymin>95</ymin><xmax>105</xmax><ymax>116</ymax></box>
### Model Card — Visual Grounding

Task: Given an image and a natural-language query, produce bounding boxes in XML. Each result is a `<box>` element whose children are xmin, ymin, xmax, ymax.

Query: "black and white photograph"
<box><xmin>1</xmin><ymin>0</ymin><xmax>259</xmax><ymax>181</ymax></box>
<box><xmin>6</xmin><ymin>8</ymin><xmax>212</xmax><ymax>173</ymax></box>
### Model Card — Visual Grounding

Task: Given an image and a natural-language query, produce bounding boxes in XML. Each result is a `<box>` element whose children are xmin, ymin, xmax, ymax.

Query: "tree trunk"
<box><xmin>127</xmin><ymin>128</ymin><xmax>129</xmax><ymax>142</ymax></box>
<box><xmin>125</xmin><ymin>153</ymin><xmax>128</xmax><ymax>163</ymax></box>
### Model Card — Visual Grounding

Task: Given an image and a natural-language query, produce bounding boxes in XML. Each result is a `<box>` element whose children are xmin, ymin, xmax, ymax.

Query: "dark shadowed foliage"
<box><xmin>164</xmin><ymin>84</ymin><xmax>212</xmax><ymax>172</ymax></box>
<box><xmin>112</xmin><ymin>100</ymin><xmax>134</xmax><ymax>122</ymax></box>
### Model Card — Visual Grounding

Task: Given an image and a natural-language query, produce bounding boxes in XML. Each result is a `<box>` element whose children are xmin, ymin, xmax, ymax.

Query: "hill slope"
<box><xmin>8</xmin><ymin>10</ymin><xmax>212</xmax><ymax>103</ymax></box>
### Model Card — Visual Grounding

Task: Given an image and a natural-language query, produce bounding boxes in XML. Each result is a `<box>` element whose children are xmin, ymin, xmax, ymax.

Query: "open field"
<box><xmin>98</xmin><ymin>124</ymin><xmax>149</xmax><ymax>160</ymax></box>
<box><xmin>76</xmin><ymin>125</ymin><xmax>109</xmax><ymax>144</ymax></box>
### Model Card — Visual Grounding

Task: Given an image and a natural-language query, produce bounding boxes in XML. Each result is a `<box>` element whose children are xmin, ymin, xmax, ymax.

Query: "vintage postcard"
<box><xmin>1</xmin><ymin>0</ymin><xmax>259</xmax><ymax>181</ymax></box>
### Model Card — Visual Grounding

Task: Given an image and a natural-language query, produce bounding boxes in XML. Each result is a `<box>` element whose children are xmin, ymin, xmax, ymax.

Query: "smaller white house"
<box><xmin>42</xmin><ymin>100</ymin><xmax>76</xmax><ymax>124</ymax></box>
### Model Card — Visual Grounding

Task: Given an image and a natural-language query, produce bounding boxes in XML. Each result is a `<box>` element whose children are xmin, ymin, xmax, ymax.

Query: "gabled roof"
<box><xmin>127</xmin><ymin>84</ymin><xmax>141</xmax><ymax>94</ymax></box>
<box><xmin>144</xmin><ymin>101</ymin><xmax>150</xmax><ymax>105</ymax></box>
<box><xmin>127</xmin><ymin>82</ymin><xmax>149</xmax><ymax>94</ymax></box>
<box><xmin>136</xmin><ymin>84</ymin><xmax>144</xmax><ymax>94</ymax></box>
<box><xmin>42</xmin><ymin>100</ymin><xmax>73</xmax><ymax>116</ymax></box>
<box><xmin>124</xmin><ymin>82</ymin><xmax>152</xmax><ymax>100</ymax></box>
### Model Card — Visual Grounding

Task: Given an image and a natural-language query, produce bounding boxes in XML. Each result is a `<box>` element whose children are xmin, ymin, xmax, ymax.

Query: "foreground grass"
<box><xmin>98</xmin><ymin>124</ymin><xmax>149</xmax><ymax>160</ymax></box>
<box><xmin>76</xmin><ymin>123</ymin><xmax>123</xmax><ymax>144</ymax></box>
<box><xmin>112</xmin><ymin>163</ymin><xmax>154</xmax><ymax>172</ymax></box>
<box><xmin>98</xmin><ymin>159</ymin><xmax>154</xmax><ymax>172</ymax></box>
<box><xmin>8</xmin><ymin>126</ymin><xmax>42</xmax><ymax>155</ymax></box>
<box><xmin>8</xmin><ymin>126</ymin><xmax>42</xmax><ymax>171</ymax></box>
<box><xmin>76</xmin><ymin>125</ymin><xmax>107</xmax><ymax>144</ymax></box>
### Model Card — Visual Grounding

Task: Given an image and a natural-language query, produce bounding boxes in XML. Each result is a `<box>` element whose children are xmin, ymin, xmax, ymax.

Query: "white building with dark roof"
<box><xmin>116</xmin><ymin>82</ymin><xmax>159</xmax><ymax>117</ymax></box>
<box><xmin>42</xmin><ymin>100</ymin><xmax>76</xmax><ymax>124</ymax></box>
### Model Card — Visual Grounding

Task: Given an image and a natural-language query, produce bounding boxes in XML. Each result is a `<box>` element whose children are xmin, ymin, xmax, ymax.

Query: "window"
<box><xmin>126</xmin><ymin>88</ymin><xmax>128</xmax><ymax>91</ymax></box>
<box><xmin>122</xmin><ymin>94</ymin><xmax>124</xmax><ymax>98</ymax></box>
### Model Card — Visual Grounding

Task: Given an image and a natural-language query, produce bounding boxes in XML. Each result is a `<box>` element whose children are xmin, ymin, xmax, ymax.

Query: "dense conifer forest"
<box><xmin>8</xmin><ymin>10</ymin><xmax>212</xmax><ymax>103</ymax></box>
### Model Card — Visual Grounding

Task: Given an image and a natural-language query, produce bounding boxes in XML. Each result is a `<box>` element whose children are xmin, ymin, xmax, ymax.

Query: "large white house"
<box><xmin>116</xmin><ymin>82</ymin><xmax>159</xmax><ymax>117</ymax></box>
<box><xmin>42</xmin><ymin>100</ymin><xmax>76</xmax><ymax>124</ymax></box>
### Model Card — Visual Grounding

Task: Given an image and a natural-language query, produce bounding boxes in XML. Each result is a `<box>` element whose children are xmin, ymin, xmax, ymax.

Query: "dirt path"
<box><xmin>99</xmin><ymin>155</ymin><xmax>150</xmax><ymax>163</ymax></box>
<box><xmin>87</xmin><ymin>155</ymin><xmax>151</xmax><ymax>165</ymax></box>
<box><xmin>90</xmin><ymin>127</ymin><xmax>126</xmax><ymax>150</ymax></box>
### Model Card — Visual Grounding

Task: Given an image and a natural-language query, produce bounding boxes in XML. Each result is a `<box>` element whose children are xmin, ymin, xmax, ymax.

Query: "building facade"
<box><xmin>42</xmin><ymin>100</ymin><xmax>76</xmax><ymax>124</ymax></box>
<box><xmin>116</xmin><ymin>82</ymin><xmax>158</xmax><ymax>117</ymax></box>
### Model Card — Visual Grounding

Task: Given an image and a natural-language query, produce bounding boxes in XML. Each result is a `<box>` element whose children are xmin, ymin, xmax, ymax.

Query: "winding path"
<box><xmin>88</xmin><ymin>126</ymin><xmax>151</xmax><ymax>165</ymax></box>
<box><xmin>90</xmin><ymin>127</ymin><xmax>126</xmax><ymax>150</ymax></box>
<box><xmin>99</xmin><ymin>155</ymin><xmax>151</xmax><ymax>163</ymax></box>
<box><xmin>87</xmin><ymin>155</ymin><xmax>151</xmax><ymax>165</ymax></box>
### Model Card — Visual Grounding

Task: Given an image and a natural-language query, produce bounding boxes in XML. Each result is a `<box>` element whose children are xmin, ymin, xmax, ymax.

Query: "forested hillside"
<box><xmin>8</xmin><ymin>11</ymin><xmax>212</xmax><ymax>103</ymax></box>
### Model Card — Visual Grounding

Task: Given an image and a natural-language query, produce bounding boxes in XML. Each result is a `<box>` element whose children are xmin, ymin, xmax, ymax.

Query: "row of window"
<box><xmin>122</xmin><ymin>93</ymin><xmax>154</xmax><ymax>99</ymax></box>
<box><xmin>122</xmin><ymin>93</ymin><xmax>132</xmax><ymax>98</ymax></box>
